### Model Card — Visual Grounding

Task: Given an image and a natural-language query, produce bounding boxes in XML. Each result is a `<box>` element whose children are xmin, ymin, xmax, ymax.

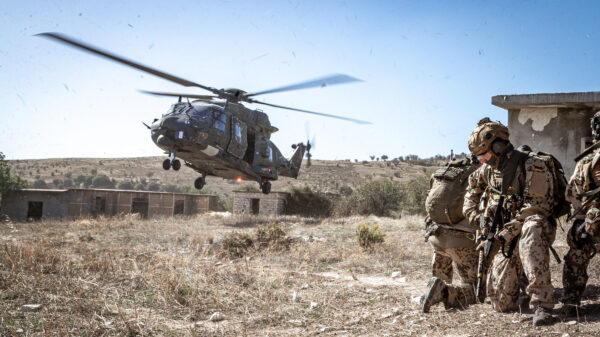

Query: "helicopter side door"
<box><xmin>227</xmin><ymin>117</ymin><xmax>247</xmax><ymax>159</ymax></box>
<box><xmin>210</xmin><ymin>108</ymin><xmax>230</xmax><ymax>151</ymax></box>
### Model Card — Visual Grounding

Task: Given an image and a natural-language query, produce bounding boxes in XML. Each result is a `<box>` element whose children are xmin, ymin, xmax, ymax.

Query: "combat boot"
<box><xmin>559</xmin><ymin>303</ymin><xmax>579</xmax><ymax>318</ymax></box>
<box><xmin>532</xmin><ymin>306</ymin><xmax>555</xmax><ymax>326</ymax></box>
<box><xmin>420</xmin><ymin>277</ymin><xmax>448</xmax><ymax>313</ymax></box>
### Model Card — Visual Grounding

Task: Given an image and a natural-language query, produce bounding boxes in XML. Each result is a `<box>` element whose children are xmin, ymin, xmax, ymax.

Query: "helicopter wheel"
<box><xmin>261</xmin><ymin>181</ymin><xmax>271</xmax><ymax>194</ymax></box>
<box><xmin>162</xmin><ymin>159</ymin><xmax>171</xmax><ymax>170</ymax></box>
<box><xmin>172</xmin><ymin>159</ymin><xmax>181</xmax><ymax>171</ymax></box>
<box><xmin>194</xmin><ymin>176</ymin><xmax>206</xmax><ymax>190</ymax></box>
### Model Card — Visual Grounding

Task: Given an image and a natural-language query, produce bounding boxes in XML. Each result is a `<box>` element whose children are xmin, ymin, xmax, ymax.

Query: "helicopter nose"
<box><xmin>156</xmin><ymin>134</ymin><xmax>174</xmax><ymax>148</ymax></box>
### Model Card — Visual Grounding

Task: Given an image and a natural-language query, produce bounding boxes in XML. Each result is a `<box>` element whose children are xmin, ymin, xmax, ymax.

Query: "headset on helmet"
<box><xmin>468</xmin><ymin>118</ymin><xmax>511</xmax><ymax>168</ymax></box>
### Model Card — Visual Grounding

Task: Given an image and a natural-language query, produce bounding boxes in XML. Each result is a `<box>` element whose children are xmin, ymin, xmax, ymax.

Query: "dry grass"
<box><xmin>1</xmin><ymin>214</ymin><xmax>599</xmax><ymax>336</ymax></box>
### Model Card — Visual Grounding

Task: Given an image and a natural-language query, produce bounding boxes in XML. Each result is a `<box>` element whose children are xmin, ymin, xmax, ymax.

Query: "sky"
<box><xmin>2</xmin><ymin>0</ymin><xmax>600</xmax><ymax>161</ymax></box>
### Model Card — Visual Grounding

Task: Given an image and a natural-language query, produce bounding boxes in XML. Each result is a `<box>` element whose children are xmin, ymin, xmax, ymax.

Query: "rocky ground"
<box><xmin>1</xmin><ymin>213</ymin><xmax>599</xmax><ymax>336</ymax></box>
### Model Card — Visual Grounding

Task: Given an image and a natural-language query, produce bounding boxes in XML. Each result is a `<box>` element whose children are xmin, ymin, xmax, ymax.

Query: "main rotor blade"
<box><xmin>138</xmin><ymin>90</ymin><xmax>217</xmax><ymax>100</ymax></box>
<box><xmin>36</xmin><ymin>32</ymin><xmax>226</xmax><ymax>96</ymax></box>
<box><xmin>244</xmin><ymin>73</ymin><xmax>362</xmax><ymax>98</ymax></box>
<box><xmin>248</xmin><ymin>99</ymin><xmax>371</xmax><ymax>125</ymax></box>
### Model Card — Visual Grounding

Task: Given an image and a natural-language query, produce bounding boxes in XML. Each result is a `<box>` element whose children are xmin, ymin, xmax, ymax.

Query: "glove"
<box><xmin>496</xmin><ymin>219</ymin><xmax>522</xmax><ymax>244</ymax></box>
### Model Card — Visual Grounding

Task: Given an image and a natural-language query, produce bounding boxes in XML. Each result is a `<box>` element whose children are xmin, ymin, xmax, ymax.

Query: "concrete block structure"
<box><xmin>492</xmin><ymin>91</ymin><xmax>600</xmax><ymax>177</ymax></box>
<box><xmin>1</xmin><ymin>188</ymin><xmax>216</xmax><ymax>221</ymax></box>
<box><xmin>232</xmin><ymin>191</ymin><xmax>289</xmax><ymax>215</ymax></box>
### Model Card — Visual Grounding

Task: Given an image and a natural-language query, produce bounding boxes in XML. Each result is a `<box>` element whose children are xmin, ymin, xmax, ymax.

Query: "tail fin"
<box><xmin>288</xmin><ymin>143</ymin><xmax>306</xmax><ymax>178</ymax></box>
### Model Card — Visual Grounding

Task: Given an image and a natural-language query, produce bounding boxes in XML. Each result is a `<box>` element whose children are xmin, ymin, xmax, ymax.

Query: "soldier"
<box><xmin>561</xmin><ymin>111</ymin><xmax>600</xmax><ymax>316</ymax></box>
<box><xmin>420</xmin><ymin>157</ymin><xmax>481</xmax><ymax>313</ymax></box>
<box><xmin>462</xmin><ymin>118</ymin><xmax>557</xmax><ymax>326</ymax></box>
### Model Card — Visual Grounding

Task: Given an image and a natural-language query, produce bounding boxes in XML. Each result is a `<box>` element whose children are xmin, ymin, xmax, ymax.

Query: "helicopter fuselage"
<box><xmin>151</xmin><ymin>100</ymin><xmax>300</xmax><ymax>185</ymax></box>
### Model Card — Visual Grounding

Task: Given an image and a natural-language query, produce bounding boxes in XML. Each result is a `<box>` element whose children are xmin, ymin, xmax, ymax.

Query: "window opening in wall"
<box><xmin>251</xmin><ymin>198</ymin><xmax>260</xmax><ymax>215</ymax></box>
<box><xmin>27</xmin><ymin>201</ymin><xmax>43</xmax><ymax>220</ymax></box>
<box><xmin>131</xmin><ymin>197</ymin><xmax>149</xmax><ymax>218</ymax></box>
<box><xmin>174</xmin><ymin>200</ymin><xmax>185</xmax><ymax>215</ymax></box>
<box><xmin>95</xmin><ymin>196</ymin><xmax>106</xmax><ymax>215</ymax></box>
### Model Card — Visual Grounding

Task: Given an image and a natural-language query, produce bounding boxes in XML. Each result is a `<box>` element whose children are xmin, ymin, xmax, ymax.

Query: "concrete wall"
<box><xmin>508</xmin><ymin>107</ymin><xmax>594</xmax><ymax>178</ymax></box>
<box><xmin>1</xmin><ymin>190</ymin><xmax>69</xmax><ymax>220</ymax></box>
<box><xmin>1</xmin><ymin>189</ymin><xmax>216</xmax><ymax>221</ymax></box>
<box><xmin>233</xmin><ymin>192</ymin><xmax>288</xmax><ymax>215</ymax></box>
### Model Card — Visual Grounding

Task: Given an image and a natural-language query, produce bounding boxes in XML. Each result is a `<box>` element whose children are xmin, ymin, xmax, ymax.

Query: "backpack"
<box><xmin>425</xmin><ymin>157</ymin><xmax>480</xmax><ymax>224</ymax></box>
<box><xmin>524</xmin><ymin>150</ymin><xmax>570</xmax><ymax>219</ymax></box>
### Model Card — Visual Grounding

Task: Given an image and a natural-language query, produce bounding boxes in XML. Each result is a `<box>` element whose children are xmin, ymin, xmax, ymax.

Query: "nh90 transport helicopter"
<box><xmin>38</xmin><ymin>33</ymin><xmax>370</xmax><ymax>194</ymax></box>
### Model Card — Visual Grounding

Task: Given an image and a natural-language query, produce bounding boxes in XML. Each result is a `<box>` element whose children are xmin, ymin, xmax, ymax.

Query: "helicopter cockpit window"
<box><xmin>213</xmin><ymin>110</ymin><xmax>227</xmax><ymax>132</ymax></box>
<box><xmin>190</xmin><ymin>107</ymin><xmax>213</xmax><ymax>123</ymax></box>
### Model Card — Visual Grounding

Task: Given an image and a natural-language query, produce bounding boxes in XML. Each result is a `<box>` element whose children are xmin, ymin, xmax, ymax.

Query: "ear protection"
<box><xmin>491</xmin><ymin>139</ymin><xmax>507</xmax><ymax>155</ymax></box>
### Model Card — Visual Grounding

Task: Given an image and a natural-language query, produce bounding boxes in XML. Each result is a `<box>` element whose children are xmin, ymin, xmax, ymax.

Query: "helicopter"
<box><xmin>37</xmin><ymin>33</ymin><xmax>370</xmax><ymax>194</ymax></box>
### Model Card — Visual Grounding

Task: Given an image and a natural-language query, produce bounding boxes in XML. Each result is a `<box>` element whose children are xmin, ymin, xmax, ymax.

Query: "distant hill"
<box><xmin>7</xmin><ymin>156</ymin><xmax>449</xmax><ymax>195</ymax></box>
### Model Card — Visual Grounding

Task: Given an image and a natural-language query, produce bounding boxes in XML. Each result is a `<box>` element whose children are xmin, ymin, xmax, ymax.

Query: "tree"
<box><xmin>381</xmin><ymin>155</ymin><xmax>388</xmax><ymax>161</ymax></box>
<box><xmin>32</xmin><ymin>179</ymin><xmax>48</xmax><ymax>189</ymax></box>
<box><xmin>91</xmin><ymin>174</ymin><xmax>115</xmax><ymax>188</ymax></box>
<box><xmin>0</xmin><ymin>152</ymin><xmax>27</xmax><ymax>201</ymax></box>
<box><xmin>116</xmin><ymin>180</ymin><xmax>134</xmax><ymax>190</ymax></box>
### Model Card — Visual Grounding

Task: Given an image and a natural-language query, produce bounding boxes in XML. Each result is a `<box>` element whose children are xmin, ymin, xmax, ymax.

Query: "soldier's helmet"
<box><xmin>591</xmin><ymin>111</ymin><xmax>600</xmax><ymax>140</ymax></box>
<box><xmin>468</xmin><ymin>118</ymin><xmax>511</xmax><ymax>168</ymax></box>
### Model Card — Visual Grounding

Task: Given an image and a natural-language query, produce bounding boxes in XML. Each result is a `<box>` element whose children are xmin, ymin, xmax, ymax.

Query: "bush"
<box><xmin>32</xmin><ymin>179</ymin><xmax>48</xmax><ymax>189</ymax></box>
<box><xmin>356</xmin><ymin>223</ymin><xmax>385</xmax><ymax>249</ymax></box>
<box><xmin>399</xmin><ymin>174</ymin><xmax>429</xmax><ymax>215</ymax></box>
<box><xmin>116</xmin><ymin>180</ymin><xmax>134</xmax><ymax>190</ymax></box>
<box><xmin>147</xmin><ymin>182</ymin><xmax>160</xmax><ymax>191</ymax></box>
<box><xmin>91</xmin><ymin>174</ymin><xmax>115</xmax><ymax>188</ymax></box>
<box><xmin>285</xmin><ymin>185</ymin><xmax>332</xmax><ymax>217</ymax></box>
<box><xmin>221</xmin><ymin>232</ymin><xmax>254</xmax><ymax>257</ymax></box>
<box><xmin>335</xmin><ymin>179</ymin><xmax>403</xmax><ymax>217</ymax></box>
<box><xmin>255</xmin><ymin>222</ymin><xmax>287</xmax><ymax>248</ymax></box>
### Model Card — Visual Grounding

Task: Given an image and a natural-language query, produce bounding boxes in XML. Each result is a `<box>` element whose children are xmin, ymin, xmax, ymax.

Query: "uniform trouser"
<box><xmin>562</xmin><ymin>224</ymin><xmax>599</xmax><ymax>305</ymax></box>
<box><xmin>431</xmin><ymin>245</ymin><xmax>479</xmax><ymax>309</ymax></box>
<box><xmin>487</xmin><ymin>214</ymin><xmax>556</xmax><ymax>312</ymax></box>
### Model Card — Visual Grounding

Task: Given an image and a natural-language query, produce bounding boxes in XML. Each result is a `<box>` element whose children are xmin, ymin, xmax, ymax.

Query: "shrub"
<box><xmin>335</xmin><ymin>179</ymin><xmax>403</xmax><ymax>217</ymax></box>
<box><xmin>356</xmin><ymin>223</ymin><xmax>385</xmax><ymax>249</ymax></box>
<box><xmin>399</xmin><ymin>174</ymin><xmax>429</xmax><ymax>215</ymax></box>
<box><xmin>91</xmin><ymin>174</ymin><xmax>115</xmax><ymax>188</ymax></box>
<box><xmin>254</xmin><ymin>222</ymin><xmax>287</xmax><ymax>248</ymax></box>
<box><xmin>116</xmin><ymin>180</ymin><xmax>135</xmax><ymax>190</ymax></box>
<box><xmin>32</xmin><ymin>179</ymin><xmax>48</xmax><ymax>189</ymax></box>
<box><xmin>221</xmin><ymin>232</ymin><xmax>254</xmax><ymax>257</ymax></box>
<box><xmin>285</xmin><ymin>185</ymin><xmax>332</xmax><ymax>217</ymax></box>
<box><xmin>147</xmin><ymin>182</ymin><xmax>160</xmax><ymax>191</ymax></box>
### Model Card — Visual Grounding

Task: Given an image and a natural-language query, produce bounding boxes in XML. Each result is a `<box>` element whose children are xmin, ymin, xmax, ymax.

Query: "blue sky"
<box><xmin>2</xmin><ymin>1</ymin><xmax>599</xmax><ymax>160</ymax></box>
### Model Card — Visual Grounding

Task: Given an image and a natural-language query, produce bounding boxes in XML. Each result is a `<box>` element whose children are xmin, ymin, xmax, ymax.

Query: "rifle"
<box><xmin>476</xmin><ymin>194</ymin><xmax>505</xmax><ymax>300</ymax></box>
<box><xmin>567</xmin><ymin>185</ymin><xmax>600</xmax><ymax>222</ymax></box>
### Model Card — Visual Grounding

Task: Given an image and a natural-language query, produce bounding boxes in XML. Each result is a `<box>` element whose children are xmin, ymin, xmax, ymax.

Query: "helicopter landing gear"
<box><xmin>260</xmin><ymin>181</ymin><xmax>271</xmax><ymax>194</ymax></box>
<box><xmin>172</xmin><ymin>159</ymin><xmax>181</xmax><ymax>171</ymax></box>
<box><xmin>163</xmin><ymin>152</ymin><xmax>181</xmax><ymax>170</ymax></box>
<box><xmin>194</xmin><ymin>176</ymin><xmax>206</xmax><ymax>190</ymax></box>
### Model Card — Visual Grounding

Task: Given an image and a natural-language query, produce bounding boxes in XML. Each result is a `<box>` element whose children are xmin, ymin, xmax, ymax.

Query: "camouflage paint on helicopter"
<box><xmin>37</xmin><ymin>33</ymin><xmax>370</xmax><ymax>194</ymax></box>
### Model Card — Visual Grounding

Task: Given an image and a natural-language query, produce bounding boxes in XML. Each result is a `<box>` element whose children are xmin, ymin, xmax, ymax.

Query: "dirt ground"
<box><xmin>1</xmin><ymin>214</ymin><xmax>599</xmax><ymax>336</ymax></box>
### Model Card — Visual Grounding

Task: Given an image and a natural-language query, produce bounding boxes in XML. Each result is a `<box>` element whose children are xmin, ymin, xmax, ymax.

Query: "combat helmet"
<box><xmin>591</xmin><ymin>111</ymin><xmax>600</xmax><ymax>141</ymax></box>
<box><xmin>468</xmin><ymin>117</ymin><xmax>511</xmax><ymax>168</ymax></box>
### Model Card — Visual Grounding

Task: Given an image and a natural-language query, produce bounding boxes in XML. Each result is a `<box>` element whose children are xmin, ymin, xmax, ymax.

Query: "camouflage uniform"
<box><xmin>428</xmin><ymin>225</ymin><xmax>479</xmax><ymax>309</ymax></box>
<box><xmin>562</xmin><ymin>147</ymin><xmax>600</xmax><ymax>306</ymax></box>
<box><xmin>464</xmin><ymin>152</ymin><xmax>556</xmax><ymax>311</ymax></box>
